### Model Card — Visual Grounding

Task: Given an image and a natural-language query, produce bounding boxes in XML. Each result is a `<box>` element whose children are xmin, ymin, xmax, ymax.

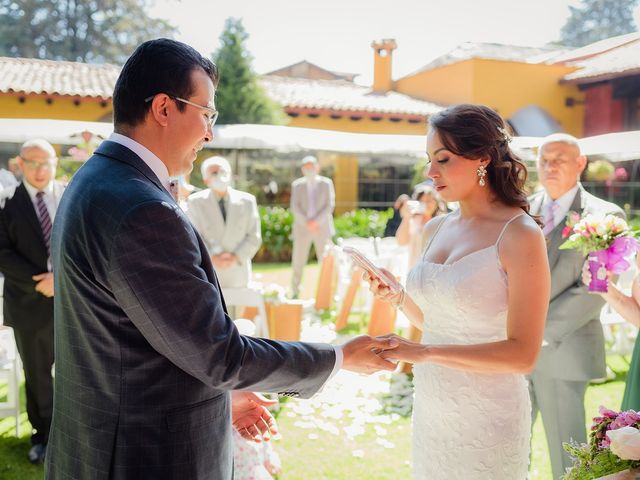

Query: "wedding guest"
<box><xmin>0</xmin><ymin>139</ymin><xmax>64</xmax><ymax>464</ymax></box>
<box><xmin>383</xmin><ymin>194</ymin><xmax>409</xmax><ymax>237</ymax></box>
<box><xmin>528</xmin><ymin>133</ymin><xmax>624</xmax><ymax>479</ymax></box>
<box><xmin>395</xmin><ymin>185</ymin><xmax>447</xmax><ymax>269</ymax></box>
<box><xmin>290</xmin><ymin>155</ymin><xmax>335</xmax><ymax>298</ymax></box>
<box><xmin>582</xmin><ymin>255</ymin><xmax>640</xmax><ymax>411</ymax></box>
<box><xmin>367</xmin><ymin>104</ymin><xmax>550</xmax><ymax>479</ymax></box>
<box><xmin>187</xmin><ymin>156</ymin><xmax>261</xmax><ymax>289</ymax></box>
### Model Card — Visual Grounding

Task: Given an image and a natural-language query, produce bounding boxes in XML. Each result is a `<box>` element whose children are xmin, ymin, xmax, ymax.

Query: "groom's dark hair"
<box><xmin>112</xmin><ymin>38</ymin><xmax>218</xmax><ymax>128</ymax></box>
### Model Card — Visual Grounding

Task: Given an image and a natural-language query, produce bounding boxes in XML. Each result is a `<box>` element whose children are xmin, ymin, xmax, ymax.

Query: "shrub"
<box><xmin>255</xmin><ymin>207</ymin><xmax>394</xmax><ymax>262</ymax></box>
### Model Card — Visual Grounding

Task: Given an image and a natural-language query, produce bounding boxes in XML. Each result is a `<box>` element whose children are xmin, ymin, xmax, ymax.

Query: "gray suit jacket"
<box><xmin>290</xmin><ymin>176</ymin><xmax>335</xmax><ymax>237</ymax></box>
<box><xmin>530</xmin><ymin>185</ymin><xmax>624</xmax><ymax>381</ymax></box>
<box><xmin>186</xmin><ymin>187</ymin><xmax>261</xmax><ymax>288</ymax></box>
<box><xmin>46</xmin><ymin>141</ymin><xmax>336</xmax><ymax>480</ymax></box>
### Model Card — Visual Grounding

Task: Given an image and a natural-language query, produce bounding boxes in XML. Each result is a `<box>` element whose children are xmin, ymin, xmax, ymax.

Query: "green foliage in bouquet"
<box><xmin>562</xmin><ymin>407</ymin><xmax>640</xmax><ymax>479</ymax></box>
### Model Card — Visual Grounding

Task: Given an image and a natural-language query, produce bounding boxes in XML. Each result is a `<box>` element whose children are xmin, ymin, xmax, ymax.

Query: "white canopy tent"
<box><xmin>0</xmin><ymin>118</ymin><xmax>637</xmax><ymax>161</ymax></box>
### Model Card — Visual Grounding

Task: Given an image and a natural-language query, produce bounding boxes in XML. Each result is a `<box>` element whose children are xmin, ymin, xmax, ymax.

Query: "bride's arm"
<box><xmin>365</xmin><ymin>275</ymin><xmax>424</xmax><ymax>330</ymax></box>
<box><xmin>380</xmin><ymin>217</ymin><xmax>549</xmax><ymax>374</ymax></box>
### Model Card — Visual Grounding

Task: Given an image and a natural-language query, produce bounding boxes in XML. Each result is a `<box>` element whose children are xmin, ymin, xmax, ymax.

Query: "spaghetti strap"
<box><xmin>495</xmin><ymin>212</ymin><xmax>526</xmax><ymax>248</ymax></box>
<box><xmin>421</xmin><ymin>214</ymin><xmax>449</xmax><ymax>260</ymax></box>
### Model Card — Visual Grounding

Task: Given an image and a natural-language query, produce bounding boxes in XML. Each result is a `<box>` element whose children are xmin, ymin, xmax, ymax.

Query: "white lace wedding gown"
<box><xmin>406</xmin><ymin>214</ymin><xmax>531</xmax><ymax>480</ymax></box>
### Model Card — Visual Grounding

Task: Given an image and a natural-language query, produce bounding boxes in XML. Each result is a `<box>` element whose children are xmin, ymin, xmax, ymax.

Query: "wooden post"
<box><xmin>367</xmin><ymin>297</ymin><xmax>397</xmax><ymax>337</ymax></box>
<box><xmin>335</xmin><ymin>270</ymin><xmax>361</xmax><ymax>331</ymax></box>
<box><xmin>266</xmin><ymin>301</ymin><xmax>303</xmax><ymax>341</ymax></box>
<box><xmin>315</xmin><ymin>253</ymin><xmax>335</xmax><ymax>310</ymax></box>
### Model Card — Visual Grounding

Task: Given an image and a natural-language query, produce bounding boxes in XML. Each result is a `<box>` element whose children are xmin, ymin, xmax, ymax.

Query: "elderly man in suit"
<box><xmin>290</xmin><ymin>155</ymin><xmax>335</xmax><ymax>298</ymax></box>
<box><xmin>45</xmin><ymin>38</ymin><xmax>397</xmax><ymax>480</ymax></box>
<box><xmin>529</xmin><ymin>133</ymin><xmax>624</xmax><ymax>479</ymax></box>
<box><xmin>0</xmin><ymin>139</ymin><xmax>64</xmax><ymax>464</ymax></box>
<box><xmin>187</xmin><ymin>156</ymin><xmax>260</xmax><ymax>290</ymax></box>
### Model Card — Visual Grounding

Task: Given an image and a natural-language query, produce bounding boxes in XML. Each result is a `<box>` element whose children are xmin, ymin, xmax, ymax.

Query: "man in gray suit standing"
<box><xmin>290</xmin><ymin>155</ymin><xmax>335</xmax><ymax>298</ymax></box>
<box><xmin>46</xmin><ymin>39</ymin><xmax>397</xmax><ymax>480</ymax></box>
<box><xmin>187</xmin><ymin>155</ymin><xmax>261</xmax><ymax>289</ymax></box>
<box><xmin>529</xmin><ymin>133</ymin><xmax>624</xmax><ymax>479</ymax></box>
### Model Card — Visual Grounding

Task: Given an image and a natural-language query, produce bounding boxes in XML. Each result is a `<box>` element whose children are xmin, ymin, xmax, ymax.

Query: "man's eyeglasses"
<box><xmin>22</xmin><ymin>160</ymin><xmax>55</xmax><ymax>171</ymax></box>
<box><xmin>144</xmin><ymin>94</ymin><xmax>218</xmax><ymax>127</ymax></box>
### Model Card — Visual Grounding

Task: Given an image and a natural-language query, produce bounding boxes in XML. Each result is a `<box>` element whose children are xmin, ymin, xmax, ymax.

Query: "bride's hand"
<box><xmin>373</xmin><ymin>334</ymin><xmax>429</xmax><ymax>364</ymax></box>
<box><xmin>364</xmin><ymin>269</ymin><xmax>404</xmax><ymax>306</ymax></box>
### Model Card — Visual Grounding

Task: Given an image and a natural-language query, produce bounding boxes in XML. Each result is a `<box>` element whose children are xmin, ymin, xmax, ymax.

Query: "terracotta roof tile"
<box><xmin>0</xmin><ymin>56</ymin><xmax>120</xmax><ymax>99</ymax></box>
<box><xmin>406</xmin><ymin>42</ymin><xmax>560</xmax><ymax>77</ymax></box>
<box><xmin>562</xmin><ymin>38</ymin><xmax>640</xmax><ymax>82</ymax></box>
<box><xmin>260</xmin><ymin>75</ymin><xmax>442</xmax><ymax>117</ymax></box>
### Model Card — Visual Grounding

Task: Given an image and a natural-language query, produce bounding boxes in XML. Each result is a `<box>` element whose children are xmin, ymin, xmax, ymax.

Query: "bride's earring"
<box><xmin>476</xmin><ymin>164</ymin><xmax>487</xmax><ymax>187</ymax></box>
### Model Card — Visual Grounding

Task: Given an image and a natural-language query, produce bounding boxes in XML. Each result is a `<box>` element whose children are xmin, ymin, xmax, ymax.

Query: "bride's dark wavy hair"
<box><xmin>429</xmin><ymin>104</ymin><xmax>534</xmax><ymax>218</ymax></box>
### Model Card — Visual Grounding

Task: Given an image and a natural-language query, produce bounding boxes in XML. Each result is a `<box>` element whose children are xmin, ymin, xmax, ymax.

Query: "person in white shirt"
<box><xmin>187</xmin><ymin>156</ymin><xmax>261</xmax><ymax>290</ymax></box>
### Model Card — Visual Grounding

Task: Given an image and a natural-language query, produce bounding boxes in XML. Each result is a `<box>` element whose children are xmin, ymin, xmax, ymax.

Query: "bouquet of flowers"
<box><xmin>559</xmin><ymin>213</ymin><xmax>639</xmax><ymax>292</ymax></box>
<box><xmin>563</xmin><ymin>407</ymin><xmax>640</xmax><ymax>480</ymax></box>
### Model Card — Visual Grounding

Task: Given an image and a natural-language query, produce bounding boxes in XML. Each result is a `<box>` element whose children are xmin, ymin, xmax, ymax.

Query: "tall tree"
<box><xmin>560</xmin><ymin>0</ymin><xmax>640</xmax><ymax>47</ymax></box>
<box><xmin>213</xmin><ymin>17</ymin><xmax>285</xmax><ymax>125</ymax></box>
<box><xmin>0</xmin><ymin>0</ymin><xmax>176</xmax><ymax>63</ymax></box>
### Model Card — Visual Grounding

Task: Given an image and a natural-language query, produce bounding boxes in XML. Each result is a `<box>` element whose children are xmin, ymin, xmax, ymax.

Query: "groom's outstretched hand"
<box><xmin>232</xmin><ymin>391</ymin><xmax>280</xmax><ymax>443</ymax></box>
<box><xmin>341</xmin><ymin>335</ymin><xmax>399</xmax><ymax>374</ymax></box>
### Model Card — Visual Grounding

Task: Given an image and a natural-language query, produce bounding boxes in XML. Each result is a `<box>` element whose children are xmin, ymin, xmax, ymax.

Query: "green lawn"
<box><xmin>0</xmin><ymin>262</ymin><xmax>631</xmax><ymax>479</ymax></box>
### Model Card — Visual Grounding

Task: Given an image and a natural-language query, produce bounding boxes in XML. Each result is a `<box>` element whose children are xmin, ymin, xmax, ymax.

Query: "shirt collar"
<box><xmin>544</xmin><ymin>184</ymin><xmax>579</xmax><ymax>212</ymax></box>
<box><xmin>109</xmin><ymin>133</ymin><xmax>171</xmax><ymax>192</ymax></box>
<box><xmin>23</xmin><ymin>179</ymin><xmax>53</xmax><ymax>203</ymax></box>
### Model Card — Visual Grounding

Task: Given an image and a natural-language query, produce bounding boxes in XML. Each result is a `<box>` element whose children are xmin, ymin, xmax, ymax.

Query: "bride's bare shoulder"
<box><xmin>499</xmin><ymin>213</ymin><xmax>547</xmax><ymax>266</ymax></box>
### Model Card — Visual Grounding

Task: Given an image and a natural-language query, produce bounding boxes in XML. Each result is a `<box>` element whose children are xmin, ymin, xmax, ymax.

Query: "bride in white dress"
<box><xmin>368</xmin><ymin>104</ymin><xmax>550</xmax><ymax>480</ymax></box>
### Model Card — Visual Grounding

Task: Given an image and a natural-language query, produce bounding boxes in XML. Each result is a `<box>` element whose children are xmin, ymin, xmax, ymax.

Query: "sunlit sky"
<box><xmin>150</xmin><ymin>0</ymin><xmax>640</xmax><ymax>85</ymax></box>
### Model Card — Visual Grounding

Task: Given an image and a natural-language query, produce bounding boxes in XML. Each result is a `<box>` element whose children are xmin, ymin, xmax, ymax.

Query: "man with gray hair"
<box><xmin>528</xmin><ymin>133</ymin><xmax>623</xmax><ymax>479</ymax></box>
<box><xmin>0</xmin><ymin>138</ymin><xmax>64</xmax><ymax>464</ymax></box>
<box><xmin>187</xmin><ymin>156</ymin><xmax>261</xmax><ymax>290</ymax></box>
<box><xmin>289</xmin><ymin>155</ymin><xmax>335</xmax><ymax>298</ymax></box>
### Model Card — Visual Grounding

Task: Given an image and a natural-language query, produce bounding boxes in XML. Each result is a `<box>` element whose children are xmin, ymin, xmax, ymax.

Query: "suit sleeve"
<box><xmin>108</xmin><ymin>200</ymin><xmax>335</xmax><ymax>397</ymax></box>
<box><xmin>232</xmin><ymin>196</ymin><xmax>261</xmax><ymax>264</ymax></box>
<box><xmin>544</xmin><ymin>282</ymin><xmax>606</xmax><ymax>343</ymax></box>
<box><xmin>0</xmin><ymin>207</ymin><xmax>43</xmax><ymax>281</ymax></box>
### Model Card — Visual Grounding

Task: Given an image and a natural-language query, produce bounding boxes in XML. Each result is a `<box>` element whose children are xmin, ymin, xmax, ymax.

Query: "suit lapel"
<box><xmin>94</xmin><ymin>140</ymin><xmax>170</xmax><ymax>200</ymax></box>
<box><xmin>547</xmin><ymin>188</ymin><xmax>583</xmax><ymax>270</ymax></box>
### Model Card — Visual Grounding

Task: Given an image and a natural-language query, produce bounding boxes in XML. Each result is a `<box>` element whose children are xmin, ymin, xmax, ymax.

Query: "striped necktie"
<box><xmin>542</xmin><ymin>200</ymin><xmax>558</xmax><ymax>236</ymax></box>
<box><xmin>35</xmin><ymin>191</ymin><xmax>52</xmax><ymax>256</ymax></box>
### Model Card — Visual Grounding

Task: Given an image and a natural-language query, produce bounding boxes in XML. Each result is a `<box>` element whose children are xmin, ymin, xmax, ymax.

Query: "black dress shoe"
<box><xmin>28</xmin><ymin>443</ymin><xmax>46</xmax><ymax>464</ymax></box>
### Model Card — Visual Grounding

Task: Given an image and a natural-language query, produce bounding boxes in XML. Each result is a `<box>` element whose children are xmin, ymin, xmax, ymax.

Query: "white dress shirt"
<box><xmin>108</xmin><ymin>134</ymin><xmax>344</xmax><ymax>377</ymax></box>
<box><xmin>23</xmin><ymin>179</ymin><xmax>58</xmax><ymax>220</ymax></box>
<box><xmin>542</xmin><ymin>184</ymin><xmax>580</xmax><ymax>230</ymax></box>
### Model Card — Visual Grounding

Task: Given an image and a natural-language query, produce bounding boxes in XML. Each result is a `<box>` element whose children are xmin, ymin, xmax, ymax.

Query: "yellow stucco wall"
<box><xmin>331</xmin><ymin>153</ymin><xmax>359</xmax><ymax>215</ymax></box>
<box><xmin>285</xmin><ymin>114</ymin><xmax>426</xmax><ymax>135</ymax></box>
<box><xmin>0</xmin><ymin>95</ymin><xmax>112</xmax><ymax>121</ymax></box>
<box><xmin>394</xmin><ymin>59</ymin><xmax>585</xmax><ymax>137</ymax></box>
<box><xmin>471</xmin><ymin>60</ymin><xmax>584</xmax><ymax>137</ymax></box>
<box><xmin>395</xmin><ymin>61</ymin><xmax>476</xmax><ymax>105</ymax></box>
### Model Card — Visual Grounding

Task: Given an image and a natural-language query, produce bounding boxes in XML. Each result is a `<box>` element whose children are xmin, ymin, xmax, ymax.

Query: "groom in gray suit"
<box><xmin>290</xmin><ymin>155</ymin><xmax>335</xmax><ymax>298</ymax></box>
<box><xmin>45</xmin><ymin>39</ymin><xmax>397</xmax><ymax>479</ymax></box>
<box><xmin>529</xmin><ymin>133</ymin><xmax>623</xmax><ymax>479</ymax></box>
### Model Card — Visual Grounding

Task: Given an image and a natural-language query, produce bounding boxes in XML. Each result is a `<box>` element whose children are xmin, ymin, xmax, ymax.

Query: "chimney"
<box><xmin>371</xmin><ymin>39</ymin><xmax>397</xmax><ymax>93</ymax></box>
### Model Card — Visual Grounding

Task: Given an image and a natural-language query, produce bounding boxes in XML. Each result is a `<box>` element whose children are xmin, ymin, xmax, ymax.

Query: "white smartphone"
<box><xmin>342</xmin><ymin>246</ymin><xmax>402</xmax><ymax>293</ymax></box>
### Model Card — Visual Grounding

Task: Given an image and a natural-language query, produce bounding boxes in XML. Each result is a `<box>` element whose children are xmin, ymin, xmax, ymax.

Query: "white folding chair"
<box><xmin>222</xmin><ymin>286</ymin><xmax>270</xmax><ymax>338</ymax></box>
<box><xmin>0</xmin><ymin>326</ymin><xmax>21</xmax><ymax>436</ymax></box>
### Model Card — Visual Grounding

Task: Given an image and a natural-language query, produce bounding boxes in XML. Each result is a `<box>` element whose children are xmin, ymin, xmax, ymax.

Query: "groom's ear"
<box><xmin>149</xmin><ymin>94</ymin><xmax>171</xmax><ymax>127</ymax></box>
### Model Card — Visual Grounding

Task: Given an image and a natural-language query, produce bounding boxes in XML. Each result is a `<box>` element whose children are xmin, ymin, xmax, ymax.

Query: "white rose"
<box><xmin>596</xmin><ymin>224</ymin><xmax>608</xmax><ymax>236</ymax></box>
<box><xmin>607</xmin><ymin>426</ymin><xmax>640</xmax><ymax>460</ymax></box>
